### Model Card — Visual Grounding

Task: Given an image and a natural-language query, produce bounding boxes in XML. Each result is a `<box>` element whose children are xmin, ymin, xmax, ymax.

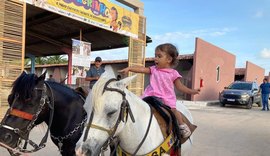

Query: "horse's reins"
<box><xmin>84</xmin><ymin>78</ymin><xmax>154</xmax><ymax>156</ymax></box>
<box><xmin>0</xmin><ymin>82</ymin><xmax>55</xmax><ymax>154</ymax></box>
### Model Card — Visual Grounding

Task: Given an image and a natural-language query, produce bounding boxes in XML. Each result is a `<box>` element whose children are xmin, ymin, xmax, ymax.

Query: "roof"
<box><xmin>96</xmin><ymin>54</ymin><xmax>194</xmax><ymax>65</ymax></box>
<box><xmin>25</xmin><ymin>4</ymin><xmax>151</xmax><ymax>57</ymax></box>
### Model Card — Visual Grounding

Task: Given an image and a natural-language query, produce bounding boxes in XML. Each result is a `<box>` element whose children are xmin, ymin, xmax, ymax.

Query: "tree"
<box><xmin>24</xmin><ymin>55</ymin><xmax>68</xmax><ymax>67</ymax></box>
<box><xmin>46</xmin><ymin>55</ymin><xmax>68</xmax><ymax>64</ymax></box>
<box><xmin>35</xmin><ymin>57</ymin><xmax>47</xmax><ymax>65</ymax></box>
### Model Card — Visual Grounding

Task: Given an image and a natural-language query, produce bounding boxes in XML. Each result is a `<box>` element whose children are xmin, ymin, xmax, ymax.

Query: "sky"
<box><xmin>90</xmin><ymin>0</ymin><xmax>270</xmax><ymax>75</ymax></box>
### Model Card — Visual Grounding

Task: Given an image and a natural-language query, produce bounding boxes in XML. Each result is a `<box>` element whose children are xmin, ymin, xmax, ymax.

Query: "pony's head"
<box><xmin>0</xmin><ymin>71</ymin><xmax>48</xmax><ymax>150</ymax></box>
<box><xmin>76</xmin><ymin>72</ymin><xmax>136</xmax><ymax>156</ymax></box>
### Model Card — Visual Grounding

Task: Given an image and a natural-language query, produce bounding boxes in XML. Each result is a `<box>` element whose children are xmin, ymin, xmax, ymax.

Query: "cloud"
<box><xmin>92</xmin><ymin>27</ymin><xmax>237</xmax><ymax>60</ymax></box>
<box><xmin>259</xmin><ymin>48</ymin><xmax>270</xmax><ymax>58</ymax></box>
<box><xmin>152</xmin><ymin>27</ymin><xmax>236</xmax><ymax>42</ymax></box>
<box><xmin>147</xmin><ymin>27</ymin><xmax>237</xmax><ymax>54</ymax></box>
<box><xmin>253</xmin><ymin>10</ymin><xmax>264</xmax><ymax>18</ymax></box>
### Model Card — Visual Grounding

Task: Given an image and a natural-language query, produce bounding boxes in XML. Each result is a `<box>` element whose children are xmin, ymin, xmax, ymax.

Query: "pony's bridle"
<box><xmin>0</xmin><ymin>82</ymin><xmax>54</xmax><ymax>153</ymax></box>
<box><xmin>84</xmin><ymin>78</ymin><xmax>154</xmax><ymax>156</ymax></box>
<box><xmin>84</xmin><ymin>78</ymin><xmax>136</xmax><ymax>153</ymax></box>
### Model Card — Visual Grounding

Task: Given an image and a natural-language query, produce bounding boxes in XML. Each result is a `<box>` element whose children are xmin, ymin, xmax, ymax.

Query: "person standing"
<box><xmin>259</xmin><ymin>78</ymin><xmax>270</xmax><ymax>111</ymax></box>
<box><xmin>85</xmin><ymin>56</ymin><xmax>105</xmax><ymax>89</ymax></box>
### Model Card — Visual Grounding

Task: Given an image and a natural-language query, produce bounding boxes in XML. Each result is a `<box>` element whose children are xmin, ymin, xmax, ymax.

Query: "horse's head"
<box><xmin>76</xmin><ymin>73</ymin><xmax>136</xmax><ymax>156</ymax></box>
<box><xmin>0</xmin><ymin>71</ymin><xmax>49</xmax><ymax>150</ymax></box>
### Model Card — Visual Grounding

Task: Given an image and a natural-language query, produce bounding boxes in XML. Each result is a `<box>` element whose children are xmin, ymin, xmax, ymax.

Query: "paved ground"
<box><xmin>189</xmin><ymin>103</ymin><xmax>270</xmax><ymax>156</ymax></box>
<box><xmin>1</xmin><ymin>102</ymin><xmax>270</xmax><ymax>156</ymax></box>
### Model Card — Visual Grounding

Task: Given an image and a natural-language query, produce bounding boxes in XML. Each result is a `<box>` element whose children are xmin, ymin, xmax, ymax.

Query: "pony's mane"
<box><xmin>11</xmin><ymin>72</ymin><xmax>38</xmax><ymax>101</ymax></box>
<box><xmin>46</xmin><ymin>81</ymin><xmax>72</xmax><ymax>91</ymax></box>
<box><xmin>91</xmin><ymin>73</ymin><xmax>114</xmax><ymax>112</ymax></box>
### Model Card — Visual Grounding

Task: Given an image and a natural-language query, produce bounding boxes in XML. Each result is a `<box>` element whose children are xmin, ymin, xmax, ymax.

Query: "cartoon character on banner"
<box><xmin>109</xmin><ymin>7</ymin><xmax>122</xmax><ymax>32</ymax></box>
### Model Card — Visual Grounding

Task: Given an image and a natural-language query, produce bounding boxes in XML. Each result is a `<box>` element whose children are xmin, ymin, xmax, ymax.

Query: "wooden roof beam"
<box><xmin>27</xmin><ymin>30</ymin><xmax>70</xmax><ymax>48</ymax></box>
<box><xmin>27</xmin><ymin>11</ymin><xmax>61</xmax><ymax>27</ymax></box>
<box><xmin>26</xmin><ymin>27</ymin><xmax>102</xmax><ymax>46</ymax></box>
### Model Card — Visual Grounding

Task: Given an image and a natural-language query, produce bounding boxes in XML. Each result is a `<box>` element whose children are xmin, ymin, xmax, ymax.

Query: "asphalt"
<box><xmin>178</xmin><ymin>100</ymin><xmax>220</xmax><ymax>109</ymax></box>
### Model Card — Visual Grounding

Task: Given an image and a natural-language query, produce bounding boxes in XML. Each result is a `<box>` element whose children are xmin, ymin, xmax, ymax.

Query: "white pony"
<box><xmin>76</xmin><ymin>73</ymin><xmax>194</xmax><ymax>156</ymax></box>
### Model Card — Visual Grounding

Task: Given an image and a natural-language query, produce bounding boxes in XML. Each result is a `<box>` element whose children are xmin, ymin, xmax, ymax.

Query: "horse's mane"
<box><xmin>46</xmin><ymin>81</ymin><xmax>74</xmax><ymax>92</ymax></box>
<box><xmin>11</xmin><ymin>72</ymin><xmax>38</xmax><ymax>101</ymax></box>
<box><xmin>91</xmin><ymin>72</ymin><xmax>113</xmax><ymax>112</ymax></box>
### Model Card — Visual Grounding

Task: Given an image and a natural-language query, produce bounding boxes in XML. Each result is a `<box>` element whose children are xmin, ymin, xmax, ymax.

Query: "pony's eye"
<box><xmin>107</xmin><ymin>110</ymin><xmax>117</xmax><ymax>117</ymax></box>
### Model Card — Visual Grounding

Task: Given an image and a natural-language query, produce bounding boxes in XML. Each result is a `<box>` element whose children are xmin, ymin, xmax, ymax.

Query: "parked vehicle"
<box><xmin>219</xmin><ymin>81</ymin><xmax>261</xmax><ymax>109</ymax></box>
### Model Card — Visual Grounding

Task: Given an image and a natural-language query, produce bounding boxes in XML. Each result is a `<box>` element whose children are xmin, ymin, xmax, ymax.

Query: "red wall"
<box><xmin>245</xmin><ymin>61</ymin><xmax>265</xmax><ymax>84</ymax></box>
<box><xmin>192</xmin><ymin>38</ymin><xmax>236</xmax><ymax>101</ymax></box>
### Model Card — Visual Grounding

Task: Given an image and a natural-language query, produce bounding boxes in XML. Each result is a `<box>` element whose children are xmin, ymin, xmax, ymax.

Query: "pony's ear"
<box><xmin>21</xmin><ymin>71</ymin><xmax>27</xmax><ymax>76</ymax></box>
<box><xmin>117</xmin><ymin>74</ymin><xmax>137</xmax><ymax>88</ymax></box>
<box><xmin>38</xmin><ymin>71</ymin><xmax>47</xmax><ymax>81</ymax></box>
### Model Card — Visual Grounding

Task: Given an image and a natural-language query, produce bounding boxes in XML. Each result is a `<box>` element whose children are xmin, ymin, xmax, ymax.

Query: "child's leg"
<box><xmin>171</xmin><ymin>109</ymin><xmax>184</xmax><ymax>125</ymax></box>
<box><xmin>172</xmin><ymin>109</ymin><xmax>191</xmax><ymax>138</ymax></box>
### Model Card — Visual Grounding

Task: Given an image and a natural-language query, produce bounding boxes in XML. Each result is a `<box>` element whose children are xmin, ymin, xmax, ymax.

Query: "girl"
<box><xmin>118</xmin><ymin>43</ymin><xmax>200</xmax><ymax>138</ymax></box>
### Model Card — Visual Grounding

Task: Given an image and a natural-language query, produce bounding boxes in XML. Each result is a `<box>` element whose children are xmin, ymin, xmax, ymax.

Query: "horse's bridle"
<box><xmin>0</xmin><ymin>82</ymin><xmax>54</xmax><ymax>153</ymax></box>
<box><xmin>84</xmin><ymin>78</ymin><xmax>153</xmax><ymax>156</ymax></box>
<box><xmin>84</xmin><ymin>78</ymin><xmax>135</xmax><ymax>153</ymax></box>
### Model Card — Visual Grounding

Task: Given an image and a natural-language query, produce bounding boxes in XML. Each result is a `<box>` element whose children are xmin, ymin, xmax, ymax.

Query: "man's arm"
<box><xmin>85</xmin><ymin>76</ymin><xmax>99</xmax><ymax>81</ymax></box>
<box><xmin>85</xmin><ymin>69</ymin><xmax>98</xmax><ymax>81</ymax></box>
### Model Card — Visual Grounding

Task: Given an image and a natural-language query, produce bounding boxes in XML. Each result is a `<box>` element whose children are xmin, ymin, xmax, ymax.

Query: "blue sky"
<box><xmin>90</xmin><ymin>0</ymin><xmax>270</xmax><ymax>75</ymax></box>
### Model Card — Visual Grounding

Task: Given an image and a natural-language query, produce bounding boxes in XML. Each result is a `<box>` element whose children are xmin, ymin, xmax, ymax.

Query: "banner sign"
<box><xmin>25</xmin><ymin>0</ymin><xmax>139</xmax><ymax>38</ymax></box>
<box><xmin>71</xmin><ymin>39</ymin><xmax>91</xmax><ymax>84</ymax></box>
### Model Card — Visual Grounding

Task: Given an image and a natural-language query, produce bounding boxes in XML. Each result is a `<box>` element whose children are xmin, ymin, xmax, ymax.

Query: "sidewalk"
<box><xmin>178</xmin><ymin>100</ymin><xmax>219</xmax><ymax>109</ymax></box>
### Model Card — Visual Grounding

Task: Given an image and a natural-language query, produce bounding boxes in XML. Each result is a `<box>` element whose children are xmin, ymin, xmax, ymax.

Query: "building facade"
<box><xmin>27</xmin><ymin>38</ymin><xmax>266</xmax><ymax>101</ymax></box>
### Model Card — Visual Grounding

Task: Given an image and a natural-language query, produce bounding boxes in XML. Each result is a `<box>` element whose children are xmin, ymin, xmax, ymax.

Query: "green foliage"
<box><xmin>24</xmin><ymin>55</ymin><xmax>68</xmax><ymax>67</ymax></box>
<box><xmin>24</xmin><ymin>58</ymin><xmax>31</xmax><ymax>66</ymax></box>
<box><xmin>46</xmin><ymin>55</ymin><xmax>68</xmax><ymax>64</ymax></box>
<box><xmin>122</xmin><ymin>36</ymin><xmax>130</xmax><ymax>46</ymax></box>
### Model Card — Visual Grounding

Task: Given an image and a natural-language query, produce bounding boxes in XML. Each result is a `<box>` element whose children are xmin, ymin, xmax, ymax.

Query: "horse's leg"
<box><xmin>109</xmin><ymin>145</ymin><xmax>117</xmax><ymax>156</ymax></box>
<box><xmin>61</xmin><ymin>142</ymin><xmax>77</xmax><ymax>156</ymax></box>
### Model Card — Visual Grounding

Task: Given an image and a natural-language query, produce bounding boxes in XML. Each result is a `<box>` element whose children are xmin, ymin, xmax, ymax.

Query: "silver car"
<box><xmin>219</xmin><ymin>81</ymin><xmax>262</xmax><ymax>109</ymax></box>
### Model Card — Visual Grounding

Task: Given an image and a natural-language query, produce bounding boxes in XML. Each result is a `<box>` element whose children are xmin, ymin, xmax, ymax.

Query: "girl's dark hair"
<box><xmin>155</xmin><ymin>43</ymin><xmax>179</xmax><ymax>67</ymax></box>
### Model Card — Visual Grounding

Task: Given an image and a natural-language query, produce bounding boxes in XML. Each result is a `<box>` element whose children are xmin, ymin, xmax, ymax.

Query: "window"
<box><xmin>216</xmin><ymin>66</ymin><xmax>220</xmax><ymax>82</ymax></box>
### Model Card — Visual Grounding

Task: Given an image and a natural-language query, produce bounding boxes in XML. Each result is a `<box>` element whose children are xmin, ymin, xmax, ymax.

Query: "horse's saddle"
<box><xmin>143</xmin><ymin>96</ymin><xmax>197</xmax><ymax>145</ymax></box>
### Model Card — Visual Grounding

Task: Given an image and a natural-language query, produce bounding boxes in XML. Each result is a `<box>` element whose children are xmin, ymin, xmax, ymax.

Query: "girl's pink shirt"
<box><xmin>142</xmin><ymin>66</ymin><xmax>181</xmax><ymax>108</ymax></box>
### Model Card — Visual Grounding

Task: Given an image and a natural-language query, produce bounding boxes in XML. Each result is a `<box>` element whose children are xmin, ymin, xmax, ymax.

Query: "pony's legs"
<box><xmin>61</xmin><ymin>143</ymin><xmax>76</xmax><ymax>156</ymax></box>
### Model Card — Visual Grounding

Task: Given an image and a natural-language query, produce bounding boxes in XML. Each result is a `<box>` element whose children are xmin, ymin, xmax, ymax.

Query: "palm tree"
<box><xmin>24</xmin><ymin>58</ymin><xmax>31</xmax><ymax>66</ymax></box>
<box><xmin>35</xmin><ymin>57</ymin><xmax>47</xmax><ymax>65</ymax></box>
<box><xmin>46</xmin><ymin>55</ymin><xmax>68</xmax><ymax>64</ymax></box>
<box><xmin>24</xmin><ymin>55</ymin><xmax>68</xmax><ymax>68</ymax></box>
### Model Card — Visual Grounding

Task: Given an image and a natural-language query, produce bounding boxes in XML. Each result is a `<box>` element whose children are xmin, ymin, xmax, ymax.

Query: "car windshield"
<box><xmin>228</xmin><ymin>83</ymin><xmax>252</xmax><ymax>90</ymax></box>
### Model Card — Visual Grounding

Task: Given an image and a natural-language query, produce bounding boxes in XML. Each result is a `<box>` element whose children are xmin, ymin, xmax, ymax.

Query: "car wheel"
<box><xmin>246</xmin><ymin>99</ymin><xmax>253</xmax><ymax>109</ymax></box>
<box><xmin>220</xmin><ymin>102</ymin><xmax>225</xmax><ymax>107</ymax></box>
